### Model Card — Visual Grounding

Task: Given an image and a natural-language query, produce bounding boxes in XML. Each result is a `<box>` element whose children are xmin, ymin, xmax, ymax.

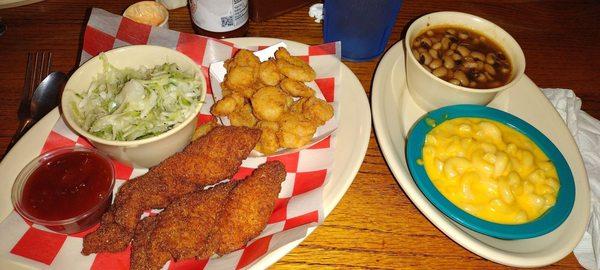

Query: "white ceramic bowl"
<box><xmin>404</xmin><ymin>11</ymin><xmax>526</xmax><ymax>111</ymax></box>
<box><xmin>61</xmin><ymin>45</ymin><xmax>206</xmax><ymax>168</ymax></box>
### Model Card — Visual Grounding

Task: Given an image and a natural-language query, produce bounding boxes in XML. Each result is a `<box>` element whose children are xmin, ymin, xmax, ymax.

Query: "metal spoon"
<box><xmin>5</xmin><ymin>71</ymin><xmax>68</xmax><ymax>154</ymax></box>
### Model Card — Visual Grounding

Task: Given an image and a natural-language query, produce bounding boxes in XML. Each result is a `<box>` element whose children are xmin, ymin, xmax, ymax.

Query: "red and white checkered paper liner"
<box><xmin>0</xmin><ymin>8</ymin><xmax>341</xmax><ymax>270</ymax></box>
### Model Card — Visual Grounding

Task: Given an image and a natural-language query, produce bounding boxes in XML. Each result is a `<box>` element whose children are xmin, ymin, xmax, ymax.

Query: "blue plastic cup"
<box><xmin>323</xmin><ymin>0</ymin><xmax>402</xmax><ymax>61</ymax></box>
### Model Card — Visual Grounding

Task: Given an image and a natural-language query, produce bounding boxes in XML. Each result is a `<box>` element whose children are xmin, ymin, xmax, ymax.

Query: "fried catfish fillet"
<box><xmin>82</xmin><ymin>126</ymin><xmax>261</xmax><ymax>255</ymax></box>
<box><xmin>211</xmin><ymin>161</ymin><xmax>286</xmax><ymax>255</ymax></box>
<box><xmin>131</xmin><ymin>183</ymin><xmax>235</xmax><ymax>270</ymax></box>
<box><xmin>130</xmin><ymin>161</ymin><xmax>286</xmax><ymax>270</ymax></box>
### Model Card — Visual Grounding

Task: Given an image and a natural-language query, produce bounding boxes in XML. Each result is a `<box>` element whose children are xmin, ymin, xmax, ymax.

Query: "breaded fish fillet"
<box><xmin>212</xmin><ymin>161</ymin><xmax>286</xmax><ymax>255</ymax></box>
<box><xmin>150</xmin><ymin>125</ymin><xmax>262</xmax><ymax>185</ymax></box>
<box><xmin>82</xmin><ymin>126</ymin><xmax>261</xmax><ymax>255</ymax></box>
<box><xmin>131</xmin><ymin>183</ymin><xmax>235</xmax><ymax>270</ymax></box>
<box><xmin>130</xmin><ymin>161</ymin><xmax>286</xmax><ymax>270</ymax></box>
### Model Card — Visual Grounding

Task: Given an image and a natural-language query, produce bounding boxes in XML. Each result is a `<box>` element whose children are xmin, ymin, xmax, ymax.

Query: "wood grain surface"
<box><xmin>1</xmin><ymin>0</ymin><xmax>598</xmax><ymax>269</ymax></box>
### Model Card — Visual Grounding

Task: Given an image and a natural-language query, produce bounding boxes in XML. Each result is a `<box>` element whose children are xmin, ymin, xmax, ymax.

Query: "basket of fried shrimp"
<box><xmin>209</xmin><ymin>43</ymin><xmax>338</xmax><ymax>155</ymax></box>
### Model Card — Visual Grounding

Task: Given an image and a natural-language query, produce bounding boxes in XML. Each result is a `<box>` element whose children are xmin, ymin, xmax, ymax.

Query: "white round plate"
<box><xmin>0</xmin><ymin>37</ymin><xmax>372</xmax><ymax>269</ymax></box>
<box><xmin>372</xmin><ymin>40</ymin><xmax>590</xmax><ymax>267</ymax></box>
<box><xmin>0</xmin><ymin>0</ymin><xmax>43</xmax><ymax>9</ymax></box>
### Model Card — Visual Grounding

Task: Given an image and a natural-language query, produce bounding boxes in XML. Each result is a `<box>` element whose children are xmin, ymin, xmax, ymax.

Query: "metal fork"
<box><xmin>5</xmin><ymin>51</ymin><xmax>53</xmax><ymax>153</ymax></box>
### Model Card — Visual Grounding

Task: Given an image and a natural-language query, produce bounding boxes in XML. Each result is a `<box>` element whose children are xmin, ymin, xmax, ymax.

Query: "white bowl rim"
<box><xmin>404</xmin><ymin>11</ymin><xmax>526</xmax><ymax>94</ymax></box>
<box><xmin>61</xmin><ymin>44</ymin><xmax>207</xmax><ymax>147</ymax></box>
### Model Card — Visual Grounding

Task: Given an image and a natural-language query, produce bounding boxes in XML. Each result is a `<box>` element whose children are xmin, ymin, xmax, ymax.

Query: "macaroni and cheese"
<box><xmin>422</xmin><ymin>117</ymin><xmax>559</xmax><ymax>224</ymax></box>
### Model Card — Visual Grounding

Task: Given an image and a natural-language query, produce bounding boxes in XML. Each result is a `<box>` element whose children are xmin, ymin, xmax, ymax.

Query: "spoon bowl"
<box><xmin>31</xmin><ymin>72</ymin><xmax>67</xmax><ymax>120</ymax></box>
<box><xmin>4</xmin><ymin>71</ymin><xmax>67</xmax><ymax>155</ymax></box>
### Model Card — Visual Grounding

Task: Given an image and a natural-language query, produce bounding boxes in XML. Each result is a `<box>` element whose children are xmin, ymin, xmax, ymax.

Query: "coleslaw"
<box><xmin>70</xmin><ymin>54</ymin><xmax>203</xmax><ymax>141</ymax></box>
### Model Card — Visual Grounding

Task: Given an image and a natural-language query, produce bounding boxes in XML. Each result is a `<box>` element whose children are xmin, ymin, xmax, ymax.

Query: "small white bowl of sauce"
<box><xmin>123</xmin><ymin>1</ymin><xmax>169</xmax><ymax>28</ymax></box>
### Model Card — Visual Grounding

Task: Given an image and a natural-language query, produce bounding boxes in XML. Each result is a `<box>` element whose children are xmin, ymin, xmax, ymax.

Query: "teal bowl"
<box><xmin>406</xmin><ymin>105</ymin><xmax>575</xmax><ymax>239</ymax></box>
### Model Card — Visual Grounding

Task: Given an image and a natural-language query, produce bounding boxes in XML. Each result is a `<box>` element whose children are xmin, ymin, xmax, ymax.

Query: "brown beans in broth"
<box><xmin>412</xmin><ymin>26</ymin><xmax>512</xmax><ymax>89</ymax></box>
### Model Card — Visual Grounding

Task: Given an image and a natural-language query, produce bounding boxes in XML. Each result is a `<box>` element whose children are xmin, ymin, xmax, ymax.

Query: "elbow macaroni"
<box><xmin>422</xmin><ymin>118</ymin><xmax>559</xmax><ymax>224</ymax></box>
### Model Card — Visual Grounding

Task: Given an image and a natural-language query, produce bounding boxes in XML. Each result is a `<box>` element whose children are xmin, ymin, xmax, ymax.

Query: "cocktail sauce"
<box><xmin>13</xmin><ymin>148</ymin><xmax>115</xmax><ymax>234</ymax></box>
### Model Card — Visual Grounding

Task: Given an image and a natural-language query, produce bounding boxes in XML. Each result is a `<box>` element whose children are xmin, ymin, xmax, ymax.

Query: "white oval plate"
<box><xmin>0</xmin><ymin>37</ymin><xmax>372</xmax><ymax>269</ymax></box>
<box><xmin>372</xmin><ymin>40</ymin><xmax>590</xmax><ymax>267</ymax></box>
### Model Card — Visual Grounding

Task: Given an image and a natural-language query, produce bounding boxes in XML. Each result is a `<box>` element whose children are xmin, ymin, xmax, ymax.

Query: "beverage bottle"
<box><xmin>189</xmin><ymin>0</ymin><xmax>249</xmax><ymax>39</ymax></box>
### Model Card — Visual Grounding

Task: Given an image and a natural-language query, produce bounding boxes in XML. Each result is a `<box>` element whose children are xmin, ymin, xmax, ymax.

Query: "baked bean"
<box><xmin>413</xmin><ymin>39</ymin><xmax>420</xmax><ymax>47</ymax></box>
<box><xmin>429</xmin><ymin>49</ymin><xmax>439</xmax><ymax>59</ymax></box>
<box><xmin>484</xmin><ymin>64</ymin><xmax>496</xmax><ymax>75</ymax></box>
<box><xmin>471</xmin><ymin>51</ymin><xmax>485</xmax><ymax>61</ymax></box>
<box><xmin>443</xmin><ymin>56</ymin><xmax>455</xmax><ymax>69</ymax></box>
<box><xmin>484</xmin><ymin>72</ymin><xmax>494</xmax><ymax>80</ymax></box>
<box><xmin>411</xmin><ymin>26</ymin><xmax>512</xmax><ymax>89</ymax></box>
<box><xmin>419</xmin><ymin>52</ymin><xmax>432</xmax><ymax>65</ymax></box>
<box><xmin>476</xmin><ymin>61</ymin><xmax>484</xmax><ymax>70</ymax></box>
<box><xmin>457</xmin><ymin>46</ymin><xmax>470</xmax><ymax>57</ymax></box>
<box><xmin>421</xmin><ymin>37</ymin><xmax>432</xmax><ymax>48</ymax></box>
<box><xmin>454</xmin><ymin>71</ymin><xmax>469</xmax><ymax>86</ymax></box>
<box><xmin>430</xmin><ymin>59</ymin><xmax>443</xmax><ymax>69</ymax></box>
<box><xmin>486</xmin><ymin>53</ymin><xmax>496</xmax><ymax>65</ymax></box>
<box><xmin>464</xmin><ymin>61</ymin><xmax>478</xmax><ymax>69</ymax></box>
<box><xmin>442</xmin><ymin>37</ymin><xmax>451</xmax><ymax>50</ymax></box>
<box><xmin>432</xmin><ymin>67</ymin><xmax>448</xmax><ymax>77</ymax></box>
<box><xmin>476</xmin><ymin>73</ymin><xmax>487</xmax><ymax>82</ymax></box>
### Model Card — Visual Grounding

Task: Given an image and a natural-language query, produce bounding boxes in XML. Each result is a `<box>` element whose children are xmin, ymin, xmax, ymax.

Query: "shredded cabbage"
<box><xmin>72</xmin><ymin>53</ymin><xmax>203</xmax><ymax>141</ymax></box>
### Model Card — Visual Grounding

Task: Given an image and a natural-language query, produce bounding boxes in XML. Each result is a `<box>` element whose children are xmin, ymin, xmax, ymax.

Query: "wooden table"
<box><xmin>1</xmin><ymin>0</ymin><xmax>598</xmax><ymax>269</ymax></box>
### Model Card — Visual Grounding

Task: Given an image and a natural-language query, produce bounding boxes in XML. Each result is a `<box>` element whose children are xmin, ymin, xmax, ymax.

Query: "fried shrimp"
<box><xmin>225</xmin><ymin>49</ymin><xmax>260</xmax><ymax>70</ymax></box>
<box><xmin>256</xmin><ymin>121</ymin><xmax>280</xmax><ymax>154</ymax></box>
<box><xmin>277</xmin><ymin>112</ymin><xmax>317</xmax><ymax>149</ymax></box>
<box><xmin>251</xmin><ymin>87</ymin><xmax>292</xmax><ymax>121</ymax></box>
<box><xmin>211</xmin><ymin>47</ymin><xmax>334</xmax><ymax>154</ymax></box>
<box><xmin>280</xmin><ymin>78</ymin><xmax>314</xmax><ymax>97</ymax></box>
<box><xmin>211</xmin><ymin>92</ymin><xmax>245</xmax><ymax>116</ymax></box>
<box><xmin>258</xmin><ymin>60</ymin><xmax>283</xmax><ymax>86</ymax></box>
<box><xmin>223</xmin><ymin>66</ymin><xmax>256</xmax><ymax>97</ymax></box>
<box><xmin>292</xmin><ymin>96</ymin><xmax>334</xmax><ymax>125</ymax></box>
<box><xmin>274</xmin><ymin>48</ymin><xmax>316</xmax><ymax>82</ymax></box>
<box><xmin>229</xmin><ymin>103</ymin><xmax>258</xmax><ymax>128</ymax></box>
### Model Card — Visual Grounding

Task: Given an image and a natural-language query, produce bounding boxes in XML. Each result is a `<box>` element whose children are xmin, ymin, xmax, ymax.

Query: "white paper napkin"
<box><xmin>541</xmin><ymin>88</ymin><xmax>600</xmax><ymax>269</ymax></box>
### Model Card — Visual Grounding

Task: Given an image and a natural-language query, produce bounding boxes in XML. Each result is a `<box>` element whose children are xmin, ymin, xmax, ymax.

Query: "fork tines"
<box><xmin>18</xmin><ymin>51</ymin><xmax>52</xmax><ymax>120</ymax></box>
<box><xmin>26</xmin><ymin>51</ymin><xmax>52</xmax><ymax>96</ymax></box>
